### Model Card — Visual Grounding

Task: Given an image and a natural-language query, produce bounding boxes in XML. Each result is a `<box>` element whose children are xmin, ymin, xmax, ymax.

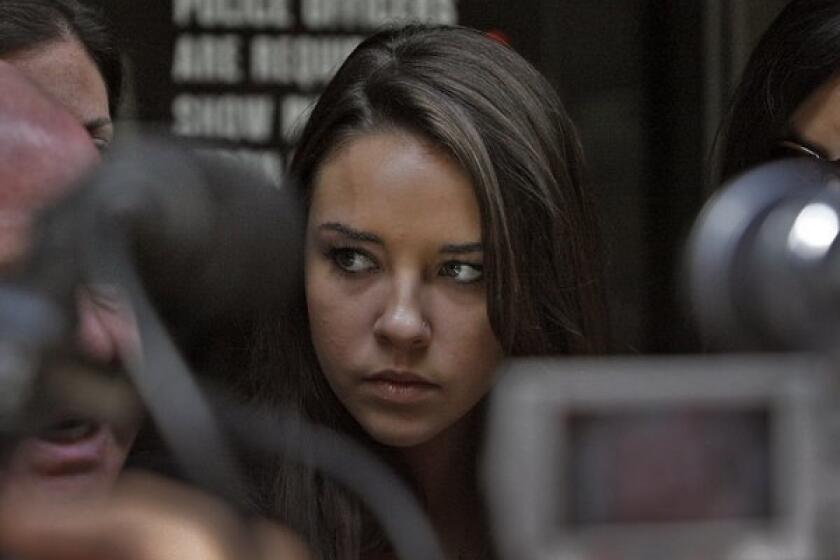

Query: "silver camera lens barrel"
<box><xmin>686</xmin><ymin>158</ymin><xmax>840</xmax><ymax>350</ymax></box>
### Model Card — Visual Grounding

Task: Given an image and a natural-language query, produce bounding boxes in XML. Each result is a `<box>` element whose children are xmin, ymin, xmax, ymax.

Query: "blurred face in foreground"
<box><xmin>305</xmin><ymin>130</ymin><xmax>504</xmax><ymax>450</ymax></box>
<box><xmin>0</xmin><ymin>61</ymin><xmax>137</xmax><ymax>504</ymax></box>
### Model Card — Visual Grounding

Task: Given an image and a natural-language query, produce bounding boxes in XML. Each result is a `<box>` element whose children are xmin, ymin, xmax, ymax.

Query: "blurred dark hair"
<box><xmin>0</xmin><ymin>0</ymin><xmax>122</xmax><ymax>116</ymax></box>
<box><xmin>256</xmin><ymin>24</ymin><xmax>608</xmax><ymax>559</ymax></box>
<box><xmin>716</xmin><ymin>0</ymin><xmax>840</xmax><ymax>182</ymax></box>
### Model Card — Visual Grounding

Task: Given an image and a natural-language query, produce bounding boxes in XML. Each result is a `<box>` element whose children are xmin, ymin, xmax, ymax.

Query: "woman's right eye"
<box><xmin>330</xmin><ymin>248</ymin><xmax>378</xmax><ymax>273</ymax></box>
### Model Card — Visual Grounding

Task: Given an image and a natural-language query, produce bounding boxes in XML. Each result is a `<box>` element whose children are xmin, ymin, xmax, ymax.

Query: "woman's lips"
<box><xmin>362</xmin><ymin>370</ymin><xmax>440</xmax><ymax>404</ymax></box>
<box><xmin>25</xmin><ymin>418</ymin><xmax>111</xmax><ymax>475</ymax></box>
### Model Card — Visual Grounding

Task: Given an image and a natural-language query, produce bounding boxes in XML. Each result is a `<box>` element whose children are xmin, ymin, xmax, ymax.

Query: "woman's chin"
<box><xmin>361</xmin><ymin>418</ymin><xmax>445</xmax><ymax>449</ymax></box>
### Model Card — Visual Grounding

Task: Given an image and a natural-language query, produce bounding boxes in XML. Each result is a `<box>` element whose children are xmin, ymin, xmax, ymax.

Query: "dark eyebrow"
<box><xmin>318</xmin><ymin>222</ymin><xmax>383</xmax><ymax>244</ymax></box>
<box><xmin>440</xmin><ymin>242</ymin><xmax>483</xmax><ymax>255</ymax></box>
<box><xmin>318</xmin><ymin>222</ymin><xmax>482</xmax><ymax>253</ymax></box>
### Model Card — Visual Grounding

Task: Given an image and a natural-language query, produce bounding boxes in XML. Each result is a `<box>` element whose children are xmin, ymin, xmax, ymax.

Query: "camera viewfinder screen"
<box><xmin>564</xmin><ymin>408</ymin><xmax>772</xmax><ymax>525</ymax></box>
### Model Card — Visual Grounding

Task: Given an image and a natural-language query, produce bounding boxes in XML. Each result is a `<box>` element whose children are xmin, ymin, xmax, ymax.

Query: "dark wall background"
<box><xmin>87</xmin><ymin>0</ymin><xmax>789</xmax><ymax>354</ymax></box>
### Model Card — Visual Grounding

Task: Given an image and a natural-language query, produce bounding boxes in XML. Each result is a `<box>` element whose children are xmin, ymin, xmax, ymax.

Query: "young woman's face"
<box><xmin>305</xmin><ymin>131</ymin><xmax>504</xmax><ymax>448</ymax></box>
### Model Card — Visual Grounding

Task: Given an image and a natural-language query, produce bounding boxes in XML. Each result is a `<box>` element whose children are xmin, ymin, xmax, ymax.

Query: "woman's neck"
<box><xmin>391</xmin><ymin>410</ymin><xmax>487</xmax><ymax>559</ymax></box>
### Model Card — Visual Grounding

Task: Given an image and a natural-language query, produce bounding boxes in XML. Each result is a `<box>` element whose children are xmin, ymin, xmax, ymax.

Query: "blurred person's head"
<box><xmin>0</xmin><ymin>61</ymin><xmax>136</xmax><ymax>504</ymax></box>
<box><xmin>717</xmin><ymin>0</ymin><xmax>840</xmax><ymax>182</ymax></box>
<box><xmin>0</xmin><ymin>0</ymin><xmax>122</xmax><ymax>150</ymax></box>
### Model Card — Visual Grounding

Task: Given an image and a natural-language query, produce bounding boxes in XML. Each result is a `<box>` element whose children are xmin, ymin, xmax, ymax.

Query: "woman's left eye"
<box><xmin>439</xmin><ymin>262</ymin><xmax>483</xmax><ymax>283</ymax></box>
<box><xmin>330</xmin><ymin>248</ymin><xmax>377</xmax><ymax>273</ymax></box>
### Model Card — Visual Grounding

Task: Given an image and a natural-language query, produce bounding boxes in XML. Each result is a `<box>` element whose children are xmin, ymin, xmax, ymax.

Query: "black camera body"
<box><xmin>486</xmin><ymin>354</ymin><xmax>840</xmax><ymax>560</ymax></box>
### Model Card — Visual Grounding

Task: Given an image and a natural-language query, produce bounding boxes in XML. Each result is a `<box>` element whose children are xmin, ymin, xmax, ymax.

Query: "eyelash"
<box><xmin>325</xmin><ymin>246</ymin><xmax>483</xmax><ymax>284</ymax></box>
<box><xmin>439</xmin><ymin>261</ymin><xmax>484</xmax><ymax>284</ymax></box>
<box><xmin>327</xmin><ymin>247</ymin><xmax>379</xmax><ymax>275</ymax></box>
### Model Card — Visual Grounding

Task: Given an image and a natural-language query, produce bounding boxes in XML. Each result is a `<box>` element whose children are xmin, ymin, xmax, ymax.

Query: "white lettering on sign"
<box><xmin>173</xmin><ymin>0</ymin><xmax>294</xmax><ymax>29</ymax></box>
<box><xmin>172</xmin><ymin>34</ymin><xmax>243</xmax><ymax>83</ymax></box>
<box><xmin>171</xmin><ymin>94</ymin><xmax>275</xmax><ymax>142</ymax></box>
<box><xmin>280</xmin><ymin>94</ymin><xmax>318</xmax><ymax>142</ymax></box>
<box><xmin>251</xmin><ymin>35</ymin><xmax>363</xmax><ymax>88</ymax></box>
<box><xmin>301</xmin><ymin>0</ymin><xmax>457</xmax><ymax>30</ymax></box>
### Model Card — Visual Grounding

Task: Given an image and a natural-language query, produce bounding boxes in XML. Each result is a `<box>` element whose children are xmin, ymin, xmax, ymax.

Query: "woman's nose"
<box><xmin>373</xmin><ymin>277</ymin><xmax>430</xmax><ymax>350</ymax></box>
<box><xmin>77</xmin><ymin>294</ymin><xmax>118</xmax><ymax>364</ymax></box>
<box><xmin>75</xmin><ymin>290</ymin><xmax>140</xmax><ymax>365</ymax></box>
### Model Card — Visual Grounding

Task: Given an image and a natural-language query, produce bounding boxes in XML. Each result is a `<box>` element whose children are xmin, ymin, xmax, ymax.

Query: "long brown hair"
<box><xmin>255</xmin><ymin>24</ymin><xmax>608</xmax><ymax>559</ymax></box>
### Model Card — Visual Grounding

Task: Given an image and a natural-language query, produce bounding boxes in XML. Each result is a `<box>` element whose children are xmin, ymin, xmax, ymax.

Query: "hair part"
<box><xmin>0</xmin><ymin>0</ymin><xmax>122</xmax><ymax>116</ymax></box>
